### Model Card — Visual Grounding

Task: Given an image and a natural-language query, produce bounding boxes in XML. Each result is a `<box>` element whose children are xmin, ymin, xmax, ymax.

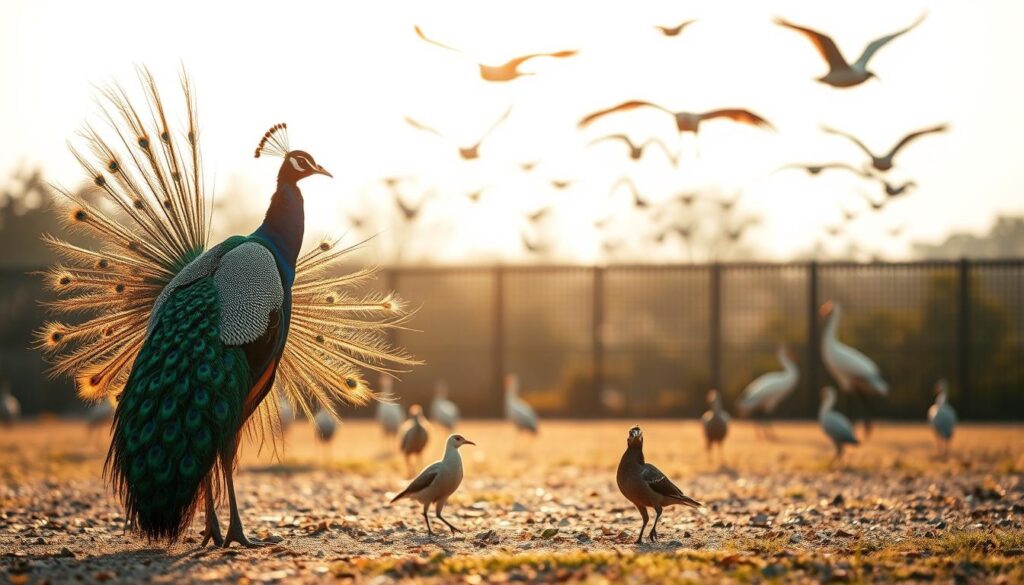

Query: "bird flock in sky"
<box><xmin>344</xmin><ymin>12</ymin><xmax>949</xmax><ymax>263</ymax></box>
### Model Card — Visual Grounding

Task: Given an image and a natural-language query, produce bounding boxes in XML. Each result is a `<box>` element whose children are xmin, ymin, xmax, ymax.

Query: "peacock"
<box><xmin>35</xmin><ymin>68</ymin><xmax>418</xmax><ymax>547</ymax></box>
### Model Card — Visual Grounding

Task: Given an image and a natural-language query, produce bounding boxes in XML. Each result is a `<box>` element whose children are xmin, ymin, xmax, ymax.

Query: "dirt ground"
<box><xmin>1</xmin><ymin>418</ymin><xmax>1022</xmax><ymax>584</ymax></box>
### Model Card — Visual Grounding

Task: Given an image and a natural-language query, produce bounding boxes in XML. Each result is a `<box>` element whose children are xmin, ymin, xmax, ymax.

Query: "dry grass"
<box><xmin>0</xmin><ymin>419</ymin><xmax>1022</xmax><ymax>583</ymax></box>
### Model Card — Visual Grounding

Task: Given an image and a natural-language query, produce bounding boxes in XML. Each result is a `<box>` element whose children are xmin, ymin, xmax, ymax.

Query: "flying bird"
<box><xmin>550</xmin><ymin>179</ymin><xmax>573</xmax><ymax>190</ymax></box>
<box><xmin>616</xmin><ymin>426</ymin><xmax>701</xmax><ymax>543</ymax></box>
<box><xmin>776</xmin><ymin>162</ymin><xmax>868</xmax><ymax>177</ymax></box>
<box><xmin>36</xmin><ymin>71</ymin><xmax>416</xmax><ymax>548</ymax></box>
<box><xmin>579</xmin><ymin>101</ymin><xmax>773</xmax><ymax>135</ymax></box>
<box><xmin>823</xmin><ymin>124</ymin><xmax>948</xmax><ymax>172</ymax></box>
<box><xmin>610</xmin><ymin>177</ymin><xmax>651</xmax><ymax>210</ymax></box>
<box><xmin>405</xmin><ymin>107</ymin><xmax>512</xmax><ymax>160</ymax></box>
<box><xmin>526</xmin><ymin>206</ymin><xmax>551</xmax><ymax>224</ymax></box>
<box><xmin>519</xmin><ymin>161</ymin><xmax>539</xmax><ymax>172</ymax></box>
<box><xmin>394</xmin><ymin>193</ymin><xmax>433</xmax><ymax>222</ymax></box>
<box><xmin>775</xmin><ymin>13</ymin><xmax>927</xmax><ymax>88</ymax></box>
<box><xmin>414</xmin><ymin>25</ymin><xmax>577</xmax><ymax>82</ymax></box>
<box><xmin>390</xmin><ymin>434</ymin><xmax>476</xmax><ymax>536</ymax></box>
<box><xmin>589</xmin><ymin>134</ymin><xmax>678</xmax><ymax>164</ymax></box>
<box><xmin>881</xmin><ymin>179</ymin><xmax>916</xmax><ymax>198</ymax></box>
<box><xmin>465</xmin><ymin>185</ymin><xmax>493</xmax><ymax>203</ymax></box>
<box><xmin>655</xmin><ymin>19</ymin><xmax>697</xmax><ymax>37</ymax></box>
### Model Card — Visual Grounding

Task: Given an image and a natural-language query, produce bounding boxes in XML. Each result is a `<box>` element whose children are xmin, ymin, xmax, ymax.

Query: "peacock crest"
<box><xmin>36</xmin><ymin>67</ymin><xmax>419</xmax><ymax>446</ymax></box>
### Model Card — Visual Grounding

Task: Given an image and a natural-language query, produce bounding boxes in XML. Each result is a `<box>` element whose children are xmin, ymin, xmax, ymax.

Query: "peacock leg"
<box><xmin>200</xmin><ymin>481</ymin><xmax>223</xmax><ymax>546</ymax></box>
<box><xmin>221</xmin><ymin>448</ymin><xmax>267</xmax><ymax>548</ymax></box>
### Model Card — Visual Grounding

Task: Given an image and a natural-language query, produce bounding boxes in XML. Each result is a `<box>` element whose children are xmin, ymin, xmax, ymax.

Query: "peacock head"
<box><xmin>254</xmin><ymin>123</ymin><xmax>332</xmax><ymax>184</ymax></box>
<box><xmin>627</xmin><ymin>425</ymin><xmax>643</xmax><ymax>448</ymax></box>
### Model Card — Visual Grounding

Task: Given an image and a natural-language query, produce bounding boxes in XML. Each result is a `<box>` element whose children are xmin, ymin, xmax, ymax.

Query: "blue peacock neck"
<box><xmin>252</xmin><ymin>179</ymin><xmax>304</xmax><ymax>280</ymax></box>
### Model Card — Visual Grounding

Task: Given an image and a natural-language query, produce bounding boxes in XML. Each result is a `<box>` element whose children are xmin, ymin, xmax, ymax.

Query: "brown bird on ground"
<box><xmin>775</xmin><ymin>13</ymin><xmax>926</xmax><ymax>88</ymax></box>
<box><xmin>655</xmin><ymin>20</ymin><xmax>697</xmax><ymax>37</ymax></box>
<box><xmin>414</xmin><ymin>25</ymin><xmax>577</xmax><ymax>82</ymax></box>
<box><xmin>589</xmin><ymin>134</ymin><xmax>678</xmax><ymax>164</ymax></box>
<box><xmin>405</xmin><ymin>107</ymin><xmax>512</xmax><ymax>160</ymax></box>
<box><xmin>701</xmin><ymin>390</ymin><xmax>729</xmax><ymax>463</ymax></box>
<box><xmin>400</xmin><ymin>405</ymin><xmax>430</xmax><ymax>476</ymax></box>
<box><xmin>823</xmin><ymin>124</ymin><xmax>948</xmax><ymax>172</ymax></box>
<box><xmin>579</xmin><ymin>101</ymin><xmax>773</xmax><ymax>135</ymax></box>
<box><xmin>616</xmin><ymin>426</ymin><xmax>701</xmax><ymax>543</ymax></box>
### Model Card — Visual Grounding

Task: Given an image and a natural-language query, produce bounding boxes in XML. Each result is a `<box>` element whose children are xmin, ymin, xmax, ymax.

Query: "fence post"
<box><xmin>709</xmin><ymin>263</ymin><xmax>722</xmax><ymax>393</ymax></box>
<box><xmin>957</xmin><ymin>258</ymin><xmax>971</xmax><ymax>418</ymax></box>
<box><xmin>493</xmin><ymin>266</ymin><xmax>505</xmax><ymax>418</ymax></box>
<box><xmin>592</xmin><ymin>266</ymin><xmax>605</xmax><ymax>416</ymax></box>
<box><xmin>807</xmin><ymin>261</ymin><xmax>820</xmax><ymax>417</ymax></box>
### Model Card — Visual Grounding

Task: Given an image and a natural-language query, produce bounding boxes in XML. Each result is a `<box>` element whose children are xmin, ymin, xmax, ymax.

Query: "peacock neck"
<box><xmin>253</xmin><ymin>180</ymin><xmax>305</xmax><ymax>274</ymax></box>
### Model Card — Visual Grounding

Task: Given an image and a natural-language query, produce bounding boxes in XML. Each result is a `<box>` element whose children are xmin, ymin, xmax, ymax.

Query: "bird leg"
<box><xmin>221</xmin><ymin>448</ymin><xmax>266</xmax><ymax>548</ymax></box>
<box><xmin>649</xmin><ymin>506</ymin><xmax>663</xmax><ymax>542</ymax></box>
<box><xmin>634</xmin><ymin>505</ymin><xmax>649</xmax><ymax>544</ymax></box>
<box><xmin>857</xmin><ymin>392</ymin><xmax>874</xmax><ymax>438</ymax></box>
<box><xmin>200</xmin><ymin>481</ymin><xmax>223</xmax><ymax>547</ymax></box>
<box><xmin>422</xmin><ymin>501</ymin><xmax>433</xmax><ymax>537</ymax></box>
<box><xmin>435</xmin><ymin>501</ymin><xmax>462</xmax><ymax>534</ymax></box>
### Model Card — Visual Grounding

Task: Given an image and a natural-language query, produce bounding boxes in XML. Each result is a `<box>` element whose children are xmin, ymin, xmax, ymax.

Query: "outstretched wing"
<box><xmin>404</xmin><ymin>116</ymin><xmax>442</xmax><ymax>137</ymax></box>
<box><xmin>589</xmin><ymin>134</ymin><xmax>633</xmax><ymax>148</ymax></box>
<box><xmin>886</xmin><ymin>123</ymin><xmax>948</xmax><ymax>160</ymax></box>
<box><xmin>640</xmin><ymin>138</ymin><xmax>678</xmax><ymax>164</ymax></box>
<box><xmin>503</xmin><ymin>50</ymin><xmax>578</xmax><ymax>69</ymax></box>
<box><xmin>579</xmin><ymin>101</ymin><xmax>670</xmax><ymax>128</ymax></box>
<box><xmin>774</xmin><ymin>18</ymin><xmax>849</xmax><ymax>71</ymax></box>
<box><xmin>700</xmin><ymin>109</ymin><xmax>774</xmax><ymax>129</ymax></box>
<box><xmin>413</xmin><ymin>25</ymin><xmax>464</xmax><ymax>54</ymax></box>
<box><xmin>213</xmin><ymin>242</ymin><xmax>284</xmax><ymax>346</ymax></box>
<box><xmin>822</xmin><ymin>126</ymin><xmax>876</xmax><ymax>158</ymax></box>
<box><xmin>854</xmin><ymin>12</ymin><xmax>926</xmax><ymax>70</ymax></box>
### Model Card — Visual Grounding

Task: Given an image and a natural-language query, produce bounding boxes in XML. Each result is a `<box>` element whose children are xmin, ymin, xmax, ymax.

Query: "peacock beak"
<box><xmin>316</xmin><ymin>165</ymin><xmax>333</xmax><ymax>178</ymax></box>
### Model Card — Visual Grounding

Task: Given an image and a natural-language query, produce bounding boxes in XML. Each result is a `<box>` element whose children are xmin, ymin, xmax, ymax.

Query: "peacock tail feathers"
<box><xmin>108</xmin><ymin>278</ymin><xmax>246</xmax><ymax>541</ymax></box>
<box><xmin>37</xmin><ymin>68</ymin><xmax>419</xmax><ymax>442</ymax></box>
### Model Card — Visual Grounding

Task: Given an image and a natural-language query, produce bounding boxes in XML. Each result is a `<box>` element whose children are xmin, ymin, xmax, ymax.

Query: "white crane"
<box><xmin>819</xmin><ymin>386</ymin><xmax>859</xmax><ymax>463</ymax></box>
<box><xmin>820</xmin><ymin>301</ymin><xmax>888</xmax><ymax>437</ymax></box>
<box><xmin>928</xmin><ymin>379</ymin><xmax>957</xmax><ymax>458</ymax></box>
<box><xmin>504</xmin><ymin>374</ymin><xmax>538</xmax><ymax>436</ymax></box>
<box><xmin>430</xmin><ymin>380</ymin><xmax>460</xmax><ymax>431</ymax></box>
<box><xmin>313</xmin><ymin>408</ymin><xmax>337</xmax><ymax>465</ymax></box>
<box><xmin>376</xmin><ymin>376</ymin><xmax>404</xmax><ymax>440</ymax></box>
<box><xmin>736</xmin><ymin>345</ymin><xmax>799</xmax><ymax>438</ymax></box>
<box><xmin>0</xmin><ymin>383</ymin><xmax>19</xmax><ymax>427</ymax></box>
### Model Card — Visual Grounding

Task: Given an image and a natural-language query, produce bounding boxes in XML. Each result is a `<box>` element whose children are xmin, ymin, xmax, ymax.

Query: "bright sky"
<box><xmin>2</xmin><ymin>0</ymin><xmax>1023</xmax><ymax>263</ymax></box>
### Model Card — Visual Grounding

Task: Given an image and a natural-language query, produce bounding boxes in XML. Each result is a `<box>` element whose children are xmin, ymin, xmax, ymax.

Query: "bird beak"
<box><xmin>316</xmin><ymin>165</ymin><xmax>333</xmax><ymax>178</ymax></box>
<box><xmin>464</xmin><ymin>440</ymin><xmax>476</xmax><ymax>446</ymax></box>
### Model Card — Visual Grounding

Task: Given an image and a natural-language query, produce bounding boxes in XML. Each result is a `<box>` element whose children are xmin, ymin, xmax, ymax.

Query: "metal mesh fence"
<box><xmin>2</xmin><ymin>261</ymin><xmax>1022</xmax><ymax>419</ymax></box>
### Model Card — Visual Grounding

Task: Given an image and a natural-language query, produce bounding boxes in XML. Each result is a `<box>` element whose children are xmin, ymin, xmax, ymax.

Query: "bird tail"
<box><xmin>670</xmin><ymin>494</ymin><xmax>703</xmax><ymax>509</ymax></box>
<box><xmin>36</xmin><ymin>67</ymin><xmax>209</xmax><ymax>404</ymax></box>
<box><xmin>106</xmin><ymin>279</ymin><xmax>248</xmax><ymax>541</ymax></box>
<box><xmin>390</xmin><ymin>488</ymin><xmax>410</xmax><ymax>504</ymax></box>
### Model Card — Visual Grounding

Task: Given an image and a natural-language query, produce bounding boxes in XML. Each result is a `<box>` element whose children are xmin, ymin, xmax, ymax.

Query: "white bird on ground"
<box><xmin>400</xmin><ymin>405</ymin><xmax>430</xmax><ymax>475</ymax></box>
<box><xmin>700</xmin><ymin>390</ymin><xmax>729</xmax><ymax>463</ymax></box>
<box><xmin>820</xmin><ymin>301</ymin><xmax>888</xmax><ymax>437</ymax></box>
<box><xmin>819</xmin><ymin>386</ymin><xmax>859</xmax><ymax>462</ymax></box>
<box><xmin>430</xmin><ymin>380</ymin><xmax>460</xmax><ymax>431</ymax></box>
<box><xmin>376</xmin><ymin>376</ymin><xmax>404</xmax><ymax>439</ymax></box>
<box><xmin>314</xmin><ymin>408</ymin><xmax>337</xmax><ymax>464</ymax></box>
<box><xmin>277</xmin><ymin>393</ymin><xmax>294</xmax><ymax>435</ymax></box>
<box><xmin>391</xmin><ymin>433</ymin><xmax>476</xmax><ymax>536</ymax></box>
<box><xmin>774</xmin><ymin>13</ymin><xmax>926</xmax><ymax>88</ymax></box>
<box><xmin>736</xmin><ymin>346</ymin><xmax>800</xmax><ymax>439</ymax></box>
<box><xmin>0</xmin><ymin>383</ymin><xmax>20</xmax><ymax>426</ymax></box>
<box><xmin>928</xmin><ymin>379</ymin><xmax>957</xmax><ymax>458</ymax></box>
<box><xmin>86</xmin><ymin>397</ymin><xmax>114</xmax><ymax>430</ymax></box>
<box><xmin>504</xmin><ymin>374</ymin><xmax>538</xmax><ymax>435</ymax></box>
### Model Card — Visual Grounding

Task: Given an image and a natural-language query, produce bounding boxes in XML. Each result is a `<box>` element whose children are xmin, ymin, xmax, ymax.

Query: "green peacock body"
<box><xmin>36</xmin><ymin>69</ymin><xmax>418</xmax><ymax>545</ymax></box>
